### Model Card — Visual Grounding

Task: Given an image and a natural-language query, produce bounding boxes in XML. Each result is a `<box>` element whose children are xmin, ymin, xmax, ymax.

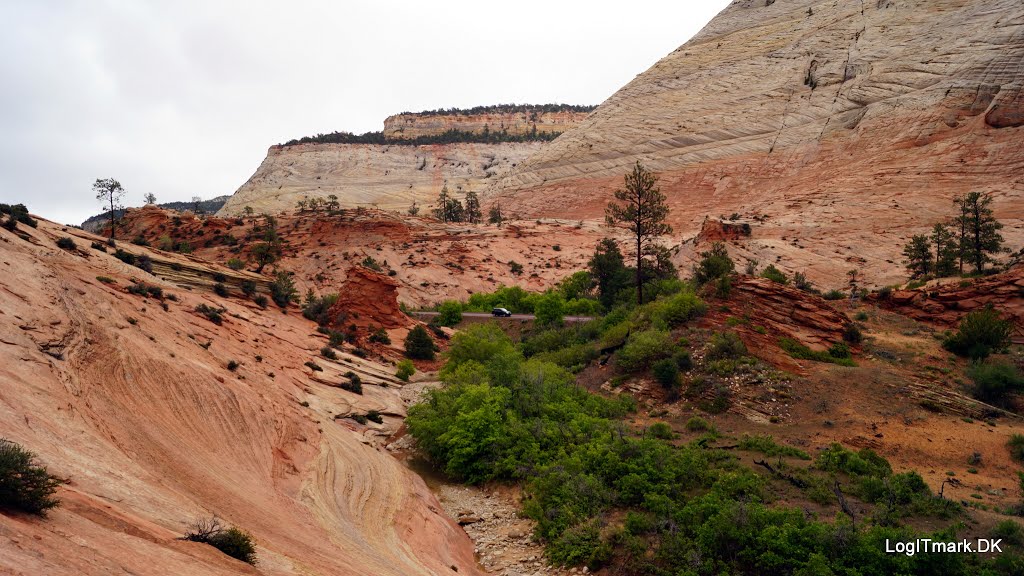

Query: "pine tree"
<box><xmin>902</xmin><ymin>234</ymin><xmax>932</xmax><ymax>278</ymax></box>
<box><xmin>488</xmin><ymin>203</ymin><xmax>503</xmax><ymax>225</ymax></box>
<box><xmin>931</xmin><ymin>223</ymin><xmax>958</xmax><ymax>277</ymax></box>
<box><xmin>954</xmin><ymin>192</ymin><xmax>1004</xmax><ymax>273</ymax></box>
<box><xmin>605</xmin><ymin>162</ymin><xmax>673</xmax><ymax>305</ymax></box>
<box><xmin>93</xmin><ymin>178</ymin><xmax>125</xmax><ymax>240</ymax></box>
<box><xmin>433</xmin><ymin>184</ymin><xmax>451</xmax><ymax>222</ymax></box>
<box><xmin>464</xmin><ymin>191</ymin><xmax>482</xmax><ymax>224</ymax></box>
<box><xmin>588</xmin><ymin>238</ymin><xmax>630</xmax><ymax>310</ymax></box>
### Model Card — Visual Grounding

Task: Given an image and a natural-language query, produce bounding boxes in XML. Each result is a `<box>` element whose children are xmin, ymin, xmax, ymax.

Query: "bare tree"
<box><xmin>143</xmin><ymin>192</ymin><xmax>157</xmax><ymax>205</ymax></box>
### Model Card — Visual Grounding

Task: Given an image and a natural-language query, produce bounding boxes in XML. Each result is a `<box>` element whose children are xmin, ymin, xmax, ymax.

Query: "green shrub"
<box><xmin>241</xmin><ymin>280</ymin><xmax>257</xmax><ymax>297</ymax></box>
<box><xmin>342</xmin><ymin>374</ymin><xmax>363</xmax><ymax>394</ymax></box>
<box><xmin>437</xmin><ymin>300</ymin><xmax>463</xmax><ymax>327</ymax></box>
<box><xmin>648</xmin><ymin>289</ymin><xmax>706</xmax><ymax>328</ymax></box>
<box><xmin>0</xmin><ymin>438</ymin><xmax>62</xmax><ymax>515</ymax></box>
<box><xmin>828</xmin><ymin>341</ymin><xmax>852</xmax><ymax>359</ymax></box>
<box><xmin>302</xmin><ymin>292</ymin><xmax>339</xmax><ymax>325</ymax></box>
<box><xmin>182</xmin><ymin>518</ymin><xmax>256</xmax><ymax>565</ymax></box>
<box><xmin>968</xmin><ymin>362</ymin><xmax>1024</xmax><ymax>406</ymax></box>
<box><xmin>617</xmin><ymin>330</ymin><xmax>673</xmax><ymax>372</ymax></box>
<box><xmin>779</xmin><ymin>338</ymin><xmax>855</xmax><ymax>366</ymax></box>
<box><xmin>843</xmin><ymin>323</ymin><xmax>863</xmax><ymax>344</ymax></box>
<box><xmin>823</xmin><ymin>289</ymin><xmax>845</xmax><ymax>300</ymax></box>
<box><xmin>226</xmin><ymin>258</ymin><xmax>245</xmax><ymax>270</ymax></box>
<box><xmin>1008</xmin><ymin>435</ymin><xmax>1024</xmax><ymax>463</ymax></box>
<box><xmin>369</xmin><ymin>327</ymin><xmax>391</xmax><ymax>344</ymax></box>
<box><xmin>672</xmin><ymin>350</ymin><xmax>693</xmax><ymax>371</ymax></box>
<box><xmin>304</xmin><ymin>360</ymin><xmax>322</xmax><ymax>372</ymax></box>
<box><xmin>227</xmin><ymin>360</ymin><xmax>239</xmax><ymax>371</ymax></box>
<box><xmin>854</xmin><ymin>311</ymin><xmax>869</xmax><ymax>321</ymax></box>
<box><xmin>992</xmin><ymin>519</ymin><xmax>1024</xmax><ymax>546</ymax></box>
<box><xmin>737</xmin><ymin>434</ymin><xmax>810</xmax><ymax>459</ymax></box>
<box><xmin>270</xmin><ymin>271</ymin><xmax>298</xmax><ymax>308</ymax></box>
<box><xmin>648</xmin><ymin>422</ymin><xmax>674</xmax><ymax>439</ymax></box>
<box><xmin>366</xmin><ymin>410</ymin><xmax>384</xmax><ymax>424</ymax></box>
<box><xmin>942</xmin><ymin>306</ymin><xmax>1012</xmax><ymax>360</ymax></box>
<box><xmin>321</xmin><ymin>346</ymin><xmax>338</xmax><ymax>360</ymax></box>
<box><xmin>706</xmin><ymin>331</ymin><xmax>747</xmax><ymax>361</ymax></box>
<box><xmin>693</xmin><ymin>242</ymin><xmax>734</xmax><ymax>285</ymax></box>
<box><xmin>56</xmin><ymin>237</ymin><xmax>76</xmax><ymax>250</ymax></box>
<box><xmin>96</xmin><ymin>276</ymin><xmax>116</xmax><ymax>284</ymax></box>
<box><xmin>760</xmin><ymin>264</ymin><xmax>788</xmax><ymax>284</ymax></box>
<box><xmin>685</xmin><ymin>416</ymin><xmax>714</xmax><ymax>433</ymax></box>
<box><xmin>652</xmin><ymin>359</ymin><xmax>680</xmax><ymax>389</ymax></box>
<box><xmin>396</xmin><ymin>359</ymin><xmax>416</xmax><ymax>381</ymax></box>
<box><xmin>510</xmin><ymin>261</ymin><xmax>524</xmax><ymax>275</ymax></box>
<box><xmin>213</xmin><ymin>283</ymin><xmax>229</xmax><ymax>297</ymax></box>
<box><xmin>194</xmin><ymin>304</ymin><xmax>225</xmax><ymax>325</ymax></box>
<box><xmin>127</xmin><ymin>282</ymin><xmax>163</xmax><ymax>299</ymax></box>
<box><xmin>253</xmin><ymin>295</ymin><xmax>268</xmax><ymax>309</ymax></box>
<box><xmin>405</xmin><ymin>325</ymin><xmax>436</xmax><ymax>360</ymax></box>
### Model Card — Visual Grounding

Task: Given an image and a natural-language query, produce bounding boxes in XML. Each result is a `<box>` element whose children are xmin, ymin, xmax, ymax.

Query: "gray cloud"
<box><xmin>0</xmin><ymin>0</ymin><xmax>731</xmax><ymax>225</ymax></box>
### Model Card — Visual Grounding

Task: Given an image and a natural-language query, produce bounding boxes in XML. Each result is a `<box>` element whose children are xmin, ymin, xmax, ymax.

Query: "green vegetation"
<box><xmin>182</xmin><ymin>518</ymin><xmax>256</xmax><ymax>565</ymax></box>
<box><xmin>0</xmin><ymin>203</ymin><xmax>39</xmax><ymax>229</ymax></box>
<box><xmin>405</xmin><ymin>289</ymin><xmax>1020</xmax><ymax>575</ymax></box>
<box><xmin>738</xmin><ymin>434</ymin><xmax>810</xmax><ymax>459</ymax></box>
<box><xmin>779</xmin><ymin>337</ymin><xmax>856</xmax><ymax>366</ymax></box>
<box><xmin>1008</xmin><ymin>435</ymin><xmax>1024</xmax><ymax>463</ymax></box>
<box><xmin>56</xmin><ymin>237</ymin><xmax>76</xmax><ymax>250</ymax></box>
<box><xmin>942</xmin><ymin>306</ymin><xmax>1012</xmax><ymax>360</ymax></box>
<box><xmin>759</xmin><ymin>264</ymin><xmax>788</xmax><ymax>284</ymax></box>
<box><xmin>0</xmin><ymin>438</ymin><xmax>62</xmax><ymax>515</ymax></box>
<box><xmin>269</xmin><ymin>271</ymin><xmax>298</xmax><ymax>308</ymax></box>
<box><xmin>903</xmin><ymin>191</ymin><xmax>1008</xmax><ymax>278</ymax></box>
<box><xmin>284</xmin><ymin>127</ymin><xmax>564</xmax><ymax>147</ymax></box>
<box><xmin>302</xmin><ymin>291</ymin><xmax>340</xmax><ymax>325</ymax></box>
<box><xmin>194</xmin><ymin>304</ymin><xmax>225</xmax><ymax>325</ymax></box>
<box><xmin>693</xmin><ymin>241</ymin><xmax>735</xmax><ymax>286</ymax></box>
<box><xmin>93</xmin><ymin>178</ymin><xmax>125</xmax><ymax>240</ymax></box>
<box><xmin>968</xmin><ymin>362</ymin><xmax>1024</xmax><ymax>407</ymax></box>
<box><xmin>396</xmin><ymin>359</ymin><xmax>416</xmax><ymax>382</ymax></box>
<box><xmin>127</xmin><ymin>282</ymin><xmax>164</xmax><ymax>299</ymax></box>
<box><xmin>405</xmin><ymin>325</ymin><xmax>436</xmax><ymax>360</ymax></box>
<box><xmin>605</xmin><ymin>161</ymin><xmax>673</xmax><ymax>305</ymax></box>
<box><xmin>437</xmin><ymin>300</ymin><xmax>463</xmax><ymax>327</ymax></box>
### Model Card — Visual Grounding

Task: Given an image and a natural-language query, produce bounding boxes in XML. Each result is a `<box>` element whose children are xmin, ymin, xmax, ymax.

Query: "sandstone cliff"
<box><xmin>218</xmin><ymin>141</ymin><xmax>542</xmax><ymax>216</ymax></box>
<box><xmin>219</xmin><ymin>106</ymin><xmax>592</xmax><ymax>217</ymax></box>
<box><xmin>489</xmin><ymin>0</ymin><xmax>1024</xmax><ymax>288</ymax></box>
<box><xmin>383</xmin><ymin>108</ymin><xmax>590</xmax><ymax>140</ymax></box>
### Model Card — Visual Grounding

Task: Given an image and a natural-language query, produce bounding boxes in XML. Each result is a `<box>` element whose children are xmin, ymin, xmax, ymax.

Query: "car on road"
<box><xmin>491</xmin><ymin>307</ymin><xmax>512</xmax><ymax>317</ymax></box>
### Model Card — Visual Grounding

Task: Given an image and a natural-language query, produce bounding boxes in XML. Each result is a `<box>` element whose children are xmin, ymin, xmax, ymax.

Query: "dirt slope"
<box><xmin>0</xmin><ymin>218</ymin><xmax>481</xmax><ymax>575</ymax></box>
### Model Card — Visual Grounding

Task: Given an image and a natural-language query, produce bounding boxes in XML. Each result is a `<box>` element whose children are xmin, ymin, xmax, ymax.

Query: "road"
<box><xmin>411</xmin><ymin>311</ymin><xmax>595</xmax><ymax>323</ymax></box>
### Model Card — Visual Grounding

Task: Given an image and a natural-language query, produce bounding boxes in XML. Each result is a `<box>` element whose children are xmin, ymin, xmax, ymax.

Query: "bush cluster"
<box><xmin>182</xmin><ymin>518</ymin><xmax>256</xmax><ymax>565</ymax></box>
<box><xmin>0</xmin><ymin>439</ymin><xmax>62</xmax><ymax>515</ymax></box>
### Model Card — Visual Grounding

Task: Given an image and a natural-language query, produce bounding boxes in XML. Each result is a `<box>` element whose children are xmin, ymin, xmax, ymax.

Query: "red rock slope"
<box><xmin>0</xmin><ymin>218</ymin><xmax>481</xmax><ymax>575</ymax></box>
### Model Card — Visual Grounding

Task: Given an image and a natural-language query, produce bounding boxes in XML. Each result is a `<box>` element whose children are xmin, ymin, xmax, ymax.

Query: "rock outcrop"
<box><xmin>383</xmin><ymin>107</ymin><xmax>591</xmax><ymax>140</ymax></box>
<box><xmin>489</xmin><ymin>0</ymin><xmax>1024</xmax><ymax>288</ymax></box>
<box><xmin>328</xmin><ymin>266</ymin><xmax>409</xmax><ymax>330</ymax></box>
<box><xmin>877</xmin><ymin>265</ymin><xmax>1024</xmax><ymax>337</ymax></box>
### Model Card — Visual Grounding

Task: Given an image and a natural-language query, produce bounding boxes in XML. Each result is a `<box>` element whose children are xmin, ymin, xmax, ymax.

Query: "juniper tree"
<box><xmin>144</xmin><ymin>192</ymin><xmax>157</xmax><ymax>205</ymax></box>
<box><xmin>488</xmin><ymin>203</ymin><xmax>503</xmax><ymax>226</ymax></box>
<box><xmin>605</xmin><ymin>161</ymin><xmax>673</xmax><ymax>305</ymax></box>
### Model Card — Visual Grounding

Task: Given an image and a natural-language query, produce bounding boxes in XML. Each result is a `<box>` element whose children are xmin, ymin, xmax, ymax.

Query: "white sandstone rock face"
<box><xmin>487</xmin><ymin>0</ymin><xmax>1024</xmax><ymax>287</ymax></box>
<box><xmin>219</xmin><ymin>141</ymin><xmax>544</xmax><ymax>216</ymax></box>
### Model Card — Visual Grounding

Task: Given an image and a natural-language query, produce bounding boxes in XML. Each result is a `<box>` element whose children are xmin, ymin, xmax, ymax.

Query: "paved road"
<box><xmin>411</xmin><ymin>311</ymin><xmax>595</xmax><ymax>323</ymax></box>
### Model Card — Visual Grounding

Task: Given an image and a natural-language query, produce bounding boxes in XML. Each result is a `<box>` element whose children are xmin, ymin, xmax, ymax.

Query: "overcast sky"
<box><xmin>0</xmin><ymin>0</ymin><xmax>731</xmax><ymax>225</ymax></box>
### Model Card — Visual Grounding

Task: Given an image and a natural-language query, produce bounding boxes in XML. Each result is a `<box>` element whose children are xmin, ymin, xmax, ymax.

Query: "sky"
<box><xmin>0</xmin><ymin>0</ymin><xmax>732</xmax><ymax>225</ymax></box>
